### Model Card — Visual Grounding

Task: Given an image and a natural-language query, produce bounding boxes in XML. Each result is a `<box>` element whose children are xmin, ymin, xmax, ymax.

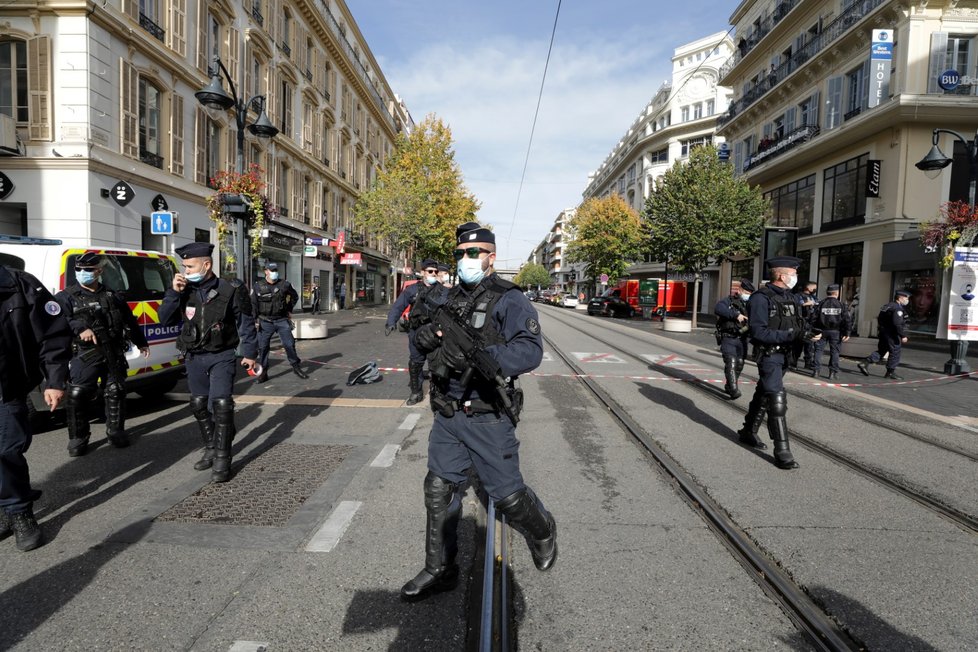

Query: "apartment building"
<box><xmin>718</xmin><ymin>0</ymin><xmax>976</xmax><ymax>337</ymax></box>
<box><xmin>535</xmin><ymin>208</ymin><xmax>586</xmax><ymax>295</ymax></box>
<box><xmin>581</xmin><ymin>32</ymin><xmax>734</xmax><ymax>311</ymax></box>
<box><xmin>0</xmin><ymin>0</ymin><xmax>409</xmax><ymax>308</ymax></box>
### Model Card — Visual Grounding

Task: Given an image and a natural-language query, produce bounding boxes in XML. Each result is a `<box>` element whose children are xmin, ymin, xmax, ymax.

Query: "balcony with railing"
<box><xmin>140</xmin><ymin>147</ymin><xmax>164</xmax><ymax>169</ymax></box>
<box><xmin>720</xmin><ymin>0</ymin><xmax>801</xmax><ymax>79</ymax></box>
<box><xmin>742</xmin><ymin>123</ymin><xmax>820</xmax><ymax>172</ymax></box>
<box><xmin>251</xmin><ymin>3</ymin><xmax>264</xmax><ymax>26</ymax></box>
<box><xmin>718</xmin><ymin>0</ymin><xmax>885</xmax><ymax>128</ymax></box>
<box><xmin>139</xmin><ymin>13</ymin><xmax>166</xmax><ymax>43</ymax></box>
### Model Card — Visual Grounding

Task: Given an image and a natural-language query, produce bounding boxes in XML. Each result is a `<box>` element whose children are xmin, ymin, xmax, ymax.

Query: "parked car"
<box><xmin>536</xmin><ymin>291</ymin><xmax>555</xmax><ymax>303</ymax></box>
<box><xmin>587</xmin><ymin>289</ymin><xmax>635</xmax><ymax>318</ymax></box>
<box><xmin>525</xmin><ymin>290</ymin><xmax>538</xmax><ymax>301</ymax></box>
<box><xmin>559</xmin><ymin>294</ymin><xmax>579</xmax><ymax>308</ymax></box>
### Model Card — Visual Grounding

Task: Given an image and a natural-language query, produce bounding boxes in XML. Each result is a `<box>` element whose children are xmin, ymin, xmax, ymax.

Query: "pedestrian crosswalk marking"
<box><xmin>398</xmin><ymin>413</ymin><xmax>421</xmax><ymax>430</ymax></box>
<box><xmin>542</xmin><ymin>352</ymin><xmax>554</xmax><ymax>362</ymax></box>
<box><xmin>572</xmin><ymin>352</ymin><xmax>625</xmax><ymax>363</ymax></box>
<box><xmin>229</xmin><ymin>642</ymin><xmax>269</xmax><ymax>652</ymax></box>
<box><xmin>306</xmin><ymin>501</ymin><xmax>362</xmax><ymax>552</ymax></box>
<box><xmin>370</xmin><ymin>444</ymin><xmax>401</xmax><ymax>467</ymax></box>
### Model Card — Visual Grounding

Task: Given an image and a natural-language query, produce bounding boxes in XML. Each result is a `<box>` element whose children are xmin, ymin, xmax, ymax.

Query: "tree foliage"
<box><xmin>919</xmin><ymin>200</ymin><xmax>978</xmax><ymax>268</ymax></box>
<box><xmin>643</xmin><ymin>145</ymin><xmax>768</xmax><ymax>273</ymax></box>
<box><xmin>354</xmin><ymin>114</ymin><xmax>480</xmax><ymax>263</ymax></box>
<box><xmin>564</xmin><ymin>195</ymin><xmax>643</xmax><ymax>285</ymax></box>
<box><xmin>514</xmin><ymin>262</ymin><xmax>552</xmax><ymax>289</ymax></box>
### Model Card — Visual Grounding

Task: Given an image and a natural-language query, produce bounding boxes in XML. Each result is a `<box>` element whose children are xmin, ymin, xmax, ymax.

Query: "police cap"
<box><xmin>75</xmin><ymin>252</ymin><xmax>103</xmax><ymax>267</ymax></box>
<box><xmin>437</xmin><ymin>263</ymin><xmax>450</xmax><ymax>272</ymax></box>
<box><xmin>738</xmin><ymin>278</ymin><xmax>755</xmax><ymax>293</ymax></box>
<box><xmin>457</xmin><ymin>227</ymin><xmax>495</xmax><ymax>245</ymax></box>
<box><xmin>175</xmin><ymin>242</ymin><xmax>215</xmax><ymax>260</ymax></box>
<box><xmin>420</xmin><ymin>258</ymin><xmax>438</xmax><ymax>270</ymax></box>
<box><xmin>895</xmin><ymin>289</ymin><xmax>911</xmax><ymax>298</ymax></box>
<box><xmin>455</xmin><ymin>221</ymin><xmax>482</xmax><ymax>239</ymax></box>
<box><xmin>826</xmin><ymin>284</ymin><xmax>840</xmax><ymax>293</ymax></box>
<box><xmin>764</xmin><ymin>255</ymin><xmax>802</xmax><ymax>270</ymax></box>
<box><xmin>265</xmin><ymin>262</ymin><xmax>279</xmax><ymax>271</ymax></box>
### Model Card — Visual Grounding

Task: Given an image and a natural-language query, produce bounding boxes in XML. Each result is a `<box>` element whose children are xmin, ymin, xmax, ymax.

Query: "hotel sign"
<box><xmin>869</xmin><ymin>29</ymin><xmax>892</xmax><ymax>108</ymax></box>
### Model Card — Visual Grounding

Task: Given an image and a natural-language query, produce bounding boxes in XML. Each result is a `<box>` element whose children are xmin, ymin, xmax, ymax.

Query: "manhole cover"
<box><xmin>156</xmin><ymin>443</ymin><xmax>353</xmax><ymax>526</ymax></box>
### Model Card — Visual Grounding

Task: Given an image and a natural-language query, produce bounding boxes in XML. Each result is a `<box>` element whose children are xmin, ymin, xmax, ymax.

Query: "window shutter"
<box><xmin>266</xmin><ymin>68</ymin><xmax>277</xmax><ymax>123</ymax></box>
<box><xmin>927</xmin><ymin>32</ymin><xmax>948</xmax><ymax>94</ymax></box>
<box><xmin>267</xmin><ymin>1</ymin><xmax>279</xmax><ymax>46</ymax></box>
<box><xmin>810</xmin><ymin>90</ymin><xmax>820</xmax><ymax>126</ymax></box>
<box><xmin>860</xmin><ymin>59</ymin><xmax>871</xmax><ymax>110</ymax></box>
<box><xmin>312</xmin><ymin>180</ymin><xmax>322</xmax><ymax>226</ymax></box>
<box><xmin>195</xmin><ymin>109</ymin><xmax>207</xmax><ymax>185</ymax></box>
<box><xmin>226</xmin><ymin>126</ymin><xmax>236</xmax><ymax>172</ymax></box>
<box><xmin>227</xmin><ymin>27</ymin><xmax>240</xmax><ymax>89</ymax></box>
<box><xmin>244</xmin><ymin>46</ymin><xmax>253</xmax><ymax>101</ymax></box>
<box><xmin>785</xmin><ymin>106</ymin><xmax>796</xmax><ymax>133</ymax></box>
<box><xmin>266</xmin><ymin>152</ymin><xmax>277</xmax><ymax>206</ymax></box>
<box><xmin>27</xmin><ymin>36</ymin><xmax>51</xmax><ymax>141</ymax></box>
<box><xmin>733</xmin><ymin>141</ymin><xmax>744</xmax><ymax>175</ymax></box>
<box><xmin>120</xmin><ymin>59</ymin><xmax>138</xmax><ymax>158</ymax></box>
<box><xmin>293</xmin><ymin>168</ymin><xmax>302</xmax><ymax>218</ymax></box>
<box><xmin>170</xmin><ymin>94</ymin><xmax>185</xmax><ymax>176</ymax></box>
<box><xmin>121</xmin><ymin>0</ymin><xmax>138</xmax><ymax>21</ymax></box>
<box><xmin>303</xmin><ymin>104</ymin><xmax>313</xmax><ymax>151</ymax></box>
<box><xmin>167</xmin><ymin>0</ymin><xmax>187</xmax><ymax>57</ymax></box>
<box><xmin>826</xmin><ymin>76</ymin><xmax>843</xmax><ymax>129</ymax></box>
<box><xmin>196</xmin><ymin>3</ymin><xmax>208</xmax><ymax>73</ymax></box>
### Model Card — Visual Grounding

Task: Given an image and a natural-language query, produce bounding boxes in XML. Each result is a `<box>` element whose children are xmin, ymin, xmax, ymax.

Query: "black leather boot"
<box><xmin>104</xmin><ymin>381</ymin><xmax>129</xmax><ymax>448</ymax></box>
<box><xmin>210</xmin><ymin>397</ymin><xmax>236</xmax><ymax>483</ymax></box>
<box><xmin>736</xmin><ymin>389</ymin><xmax>768</xmax><ymax>449</ymax></box>
<box><xmin>190</xmin><ymin>395</ymin><xmax>216</xmax><ymax>471</ymax></box>
<box><xmin>401</xmin><ymin>472</ymin><xmax>462</xmax><ymax>601</ymax></box>
<box><xmin>66</xmin><ymin>384</ymin><xmax>93</xmax><ymax>457</ymax></box>
<box><xmin>0</xmin><ymin>511</ymin><xmax>11</xmax><ymax>539</ymax></box>
<box><xmin>722</xmin><ymin>356</ymin><xmax>741</xmax><ymax>399</ymax></box>
<box><xmin>406</xmin><ymin>361</ymin><xmax>424</xmax><ymax>406</ymax></box>
<box><xmin>496</xmin><ymin>486</ymin><xmax>557</xmax><ymax>571</ymax></box>
<box><xmin>11</xmin><ymin>508</ymin><xmax>42</xmax><ymax>551</ymax></box>
<box><xmin>767</xmin><ymin>391</ymin><xmax>798</xmax><ymax>469</ymax></box>
<box><xmin>292</xmin><ymin>362</ymin><xmax>309</xmax><ymax>379</ymax></box>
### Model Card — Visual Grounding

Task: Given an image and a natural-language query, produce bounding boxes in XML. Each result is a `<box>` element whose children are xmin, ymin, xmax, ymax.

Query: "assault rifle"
<box><xmin>83</xmin><ymin>304</ymin><xmax>129</xmax><ymax>375</ymax></box>
<box><xmin>421</xmin><ymin>292</ymin><xmax>519</xmax><ymax>426</ymax></box>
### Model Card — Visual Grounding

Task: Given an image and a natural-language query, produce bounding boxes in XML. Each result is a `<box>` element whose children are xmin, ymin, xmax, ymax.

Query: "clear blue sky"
<box><xmin>348</xmin><ymin>0</ymin><xmax>736</xmax><ymax>266</ymax></box>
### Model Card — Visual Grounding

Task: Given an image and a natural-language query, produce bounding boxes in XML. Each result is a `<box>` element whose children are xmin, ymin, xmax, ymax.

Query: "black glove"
<box><xmin>385</xmin><ymin>323</ymin><xmax>395</xmax><ymax>336</ymax></box>
<box><xmin>415</xmin><ymin>324</ymin><xmax>442</xmax><ymax>353</ymax></box>
<box><xmin>438</xmin><ymin>338</ymin><xmax>468</xmax><ymax>372</ymax></box>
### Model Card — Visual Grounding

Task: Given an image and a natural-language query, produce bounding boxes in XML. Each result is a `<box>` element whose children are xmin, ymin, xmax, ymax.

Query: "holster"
<box><xmin>429</xmin><ymin>386</ymin><xmax>455</xmax><ymax>418</ymax></box>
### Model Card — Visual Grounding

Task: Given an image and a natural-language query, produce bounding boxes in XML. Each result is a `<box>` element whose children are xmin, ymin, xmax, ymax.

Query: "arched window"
<box><xmin>0</xmin><ymin>40</ymin><xmax>28</xmax><ymax>122</ymax></box>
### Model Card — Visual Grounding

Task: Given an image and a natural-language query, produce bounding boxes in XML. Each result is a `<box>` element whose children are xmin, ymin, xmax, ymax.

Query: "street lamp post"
<box><xmin>915</xmin><ymin>127</ymin><xmax>978</xmax><ymax>375</ymax></box>
<box><xmin>195</xmin><ymin>57</ymin><xmax>278</xmax><ymax>283</ymax></box>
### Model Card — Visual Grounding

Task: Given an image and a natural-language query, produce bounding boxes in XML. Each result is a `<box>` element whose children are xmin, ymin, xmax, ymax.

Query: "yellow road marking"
<box><xmin>233</xmin><ymin>395</ymin><xmax>407</xmax><ymax>409</ymax></box>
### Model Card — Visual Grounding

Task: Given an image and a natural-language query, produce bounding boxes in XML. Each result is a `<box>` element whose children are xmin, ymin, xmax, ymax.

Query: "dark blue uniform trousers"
<box><xmin>428</xmin><ymin>410</ymin><xmax>524</xmax><ymax>500</ymax></box>
<box><xmin>757</xmin><ymin>352</ymin><xmax>788</xmax><ymax>393</ymax></box>
<box><xmin>186</xmin><ymin>349</ymin><xmax>237</xmax><ymax>400</ymax></box>
<box><xmin>720</xmin><ymin>335</ymin><xmax>746</xmax><ymax>360</ymax></box>
<box><xmin>812</xmin><ymin>330</ymin><xmax>842</xmax><ymax>373</ymax></box>
<box><xmin>0</xmin><ymin>399</ymin><xmax>39</xmax><ymax>514</ymax></box>
<box><xmin>407</xmin><ymin>330</ymin><xmax>425</xmax><ymax>364</ymax></box>
<box><xmin>258</xmin><ymin>318</ymin><xmax>300</xmax><ymax>369</ymax></box>
<box><xmin>866</xmin><ymin>335</ymin><xmax>901</xmax><ymax>371</ymax></box>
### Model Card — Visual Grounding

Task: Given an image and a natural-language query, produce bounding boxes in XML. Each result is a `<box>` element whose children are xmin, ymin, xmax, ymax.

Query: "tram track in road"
<box><xmin>540</xmin><ymin>306</ymin><xmax>978</xmax><ymax>536</ymax></box>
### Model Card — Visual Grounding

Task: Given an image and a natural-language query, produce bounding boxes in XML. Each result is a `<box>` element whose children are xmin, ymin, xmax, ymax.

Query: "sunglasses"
<box><xmin>423</xmin><ymin>269</ymin><xmax>439</xmax><ymax>274</ymax></box>
<box><xmin>453</xmin><ymin>247</ymin><xmax>492</xmax><ymax>261</ymax></box>
<box><xmin>74</xmin><ymin>266</ymin><xmax>98</xmax><ymax>272</ymax></box>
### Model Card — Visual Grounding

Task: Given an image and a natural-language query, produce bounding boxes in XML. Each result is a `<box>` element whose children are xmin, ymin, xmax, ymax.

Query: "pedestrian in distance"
<box><xmin>402</xmin><ymin>222</ymin><xmax>557</xmax><ymax>601</ymax></box>
<box><xmin>251</xmin><ymin>262</ymin><xmax>308</xmax><ymax>383</ymax></box>
<box><xmin>54</xmin><ymin>253</ymin><xmax>151</xmax><ymax>457</ymax></box>
<box><xmin>338</xmin><ymin>281</ymin><xmax>347</xmax><ymax>310</ymax></box>
<box><xmin>159</xmin><ymin>242</ymin><xmax>259</xmax><ymax>483</ymax></box>
<box><xmin>736</xmin><ymin>256</ymin><xmax>820</xmax><ymax>470</ymax></box>
<box><xmin>310</xmin><ymin>283</ymin><xmax>321</xmax><ymax>314</ymax></box>
<box><xmin>385</xmin><ymin>258</ymin><xmax>445</xmax><ymax>405</ymax></box>
<box><xmin>0</xmin><ymin>264</ymin><xmax>72</xmax><ymax>551</ymax></box>
<box><xmin>811</xmin><ymin>284</ymin><xmax>852</xmax><ymax>380</ymax></box>
<box><xmin>714</xmin><ymin>277</ymin><xmax>754</xmax><ymax>399</ymax></box>
<box><xmin>858</xmin><ymin>289</ymin><xmax>910</xmax><ymax>381</ymax></box>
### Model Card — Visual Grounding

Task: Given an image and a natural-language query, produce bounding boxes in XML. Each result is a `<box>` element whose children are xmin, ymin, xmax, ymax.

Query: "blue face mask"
<box><xmin>185</xmin><ymin>272</ymin><xmax>205</xmax><ymax>284</ymax></box>
<box><xmin>424</xmin><ymin>275</ymin><xmax>439</xmax><ymax>285</ymax></box>
<box><xmin>269</xmin><ymin>272</ymin><xmax>280</xmax><ymax>281</ymax></box>
<box><xmin>76</xmin><ymin>270</ymin><xmax>96</xmax><ymax>286</ymax></box>
<box><xmin>457</xmin><ymin>257</ymin><xmax>486</xmax><ymax>285</ymax></box>
<box><xmin>741</xmin><ymin>293</ymin><xmax>751</xmax><ymax>302</ymax></box>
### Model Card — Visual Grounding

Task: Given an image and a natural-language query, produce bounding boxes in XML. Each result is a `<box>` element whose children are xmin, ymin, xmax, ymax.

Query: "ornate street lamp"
<box><xmin>915</xmin><ymin>127</ymin><xmax>978</xmax><ymax>374</ymax></box>
<box><xmin>195</xmin><ymin>57</ymin><xmax>278</xmax><ymax>281</ymax></box>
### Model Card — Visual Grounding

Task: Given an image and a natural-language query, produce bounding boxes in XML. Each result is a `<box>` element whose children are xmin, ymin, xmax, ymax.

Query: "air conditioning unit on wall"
<box><xmin>0</xmin><ymin>114</ymin><xmax>19</xmax><ymax>154</ymax></box>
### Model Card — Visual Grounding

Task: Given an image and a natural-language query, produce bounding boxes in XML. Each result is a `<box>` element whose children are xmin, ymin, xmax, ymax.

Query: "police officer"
<box><xmin>797</xmin><ymin>282</ymin><xmax>819</xmax><ymax>370</ymax></box>
<box><xmin>858</xmin><ymin>289</ymin><xmax>910</xmax><ymax>380</ymax></box>
<box><xmin>252</xmin><ymin>262</ymin><xmax>308</xmax><ymax>382</ymax></box>
<box><xmin>55</xmin><ymin>253</ymin><xmax>150</xmax><ymax>456</ymax></box>
<box><xmin>310</xmin><ymin>283</ymin><xmax>321</xmax><ymax>314</ymax></box>
<box><xmin>714</xmin><ymin>278</ymin><xmax>754</xmax><ymax>399</ymax></box>
<box><xmin>401</xmin><ymin>224</ymin><xmax>557</xmax><ymax>601</ymax></box>
<box><xmin>437</xmin><ymin>262</ymin><xmax>452</xmax><ymax>287</ymax></box>
<box><xmin>159</xmin><ymin>243</ymin><xmax>258</xmax><ymax>483</ymax></box>
<box><xmin>0</xmin><ymin>265</ymin><xmax>71</xmax><ymax>551</ymax></box>
<box><xmin>385</xmin><ymin>258</ymin><xmax>444</xmax><ymax>405</ymax></box>
<box><xmin>811</xmin><ymin>284</ymin><xmax>852</xmax><ymax>380</ymax></box>
<box><xmin>736</xmin><ymin>257</ymin><xmax>820</xmax><ymax>469</ymax></box>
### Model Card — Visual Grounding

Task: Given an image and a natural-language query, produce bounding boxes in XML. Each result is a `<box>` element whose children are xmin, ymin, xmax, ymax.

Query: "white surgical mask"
<box><xmin>784</xmin><ymin>274</ymin><xmax>798</xmax><ymax>290</ymax></box>
<box><xmin>76</xmin><ymin>270</ymin><xmax>97</xmax><ymax>286</ymax></box>
<box><xmin>424</xmin><ymin>275</ymin><xmax>438</xmax><ymax>285</ymax></box>
<box><xmin>741</xmin><ymin>292</ymin><xmax>751</xmax><ymax>302</ymax></box>
<box><xmin>268</xmin><ymin>271</ymin><xmax>280</xmax><ymax>281</ymax></box>
<box><xmin>439</xmin><ymin>274</ymin><xmax>449</xmax><ymax>284</ymax></box>
<box><xmin>185</xmin><ymin>272</ymin><xmax>205</xmax><ymax>284</ymax></box>
<box><xmin>457</xmin><ymin>256</ymin><xmax>486</xmax><ymax>285</ymax></box>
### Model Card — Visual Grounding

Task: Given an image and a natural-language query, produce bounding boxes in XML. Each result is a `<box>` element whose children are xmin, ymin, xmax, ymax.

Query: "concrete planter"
<box><xmin>292</xmin><ymin>317</ymin><xmax>329</xmax><ymax>340</ymax></box>
<box><xmin>662</xmin><ymin>319</ymin><xmax>692</xmax><ymax>333</ymax></box>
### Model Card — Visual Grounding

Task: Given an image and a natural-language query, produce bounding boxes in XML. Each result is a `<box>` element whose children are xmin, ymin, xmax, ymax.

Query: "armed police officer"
<box><xmin>811</xmin><ymin>284</ymin><xmax>852</xmax><ymax>380</ymax></box>
<box><xmin>0</xmin><ymin>264</ymin><xmax>71</xmax><ymax>551</ymax></box>
<box><xmin>401</xmin><ymin>223</ymin><xmax>557</xmax><ymax>602</ymax></box>
<box><xmin>714</xmin><ymin>278</ymin><xmax>754</xmax><ymax>399</ymax></box>
<box><xmin>55</xmin><ymin>253</ymin><xmax>150</xmax><ymax>456</ymax></box>
<box><xmin>252</xmin><ymin>262</ymin><xmax>307</xmax><ymax>382</ymax></box>
<box><xmin>736</xmin><ymin>257</ymin><xmax>820</xmax><ymax>469</ymax></box>
<box><xmin>159</xmin><ymin>243</ymin><xmax>258</xmax><ymax>483</ymax></box>
<box><xmin>797</xmin><ymin>282</ymin><xmax>819</xmax><ymax>371</ymax></box>
<box><xmin>858</xmin><ymin>289</ymin><xmax>910</xmax><ymax>380</ymax></box>
<box><xmin>385</xmin><ymin>258</ymin><xmax>445</xmax><ymax>405</ymax></box>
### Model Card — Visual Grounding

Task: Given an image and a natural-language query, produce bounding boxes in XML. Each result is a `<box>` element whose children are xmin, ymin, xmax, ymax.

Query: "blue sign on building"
<box><xmin>939</xmin><ymin>69</ymin><xmax>961</xmax><ymax>91</ymax></box>
<box><xmin>150</xmin><ymin>211</ymin><xmax>174</xmax><ymax>235</ymax></box>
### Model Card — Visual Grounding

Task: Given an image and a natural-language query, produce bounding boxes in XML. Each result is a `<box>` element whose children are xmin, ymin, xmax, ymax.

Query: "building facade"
<box><xmin>0</xmin><ymin>0</ymin><xmax>409</xmax><ymax>310</ymax></box>
<box><xmin>581</xmin><ymin>32</ymin><xmax>734</xmax><ymax>312</ymax></box>
<box><xmin>718</xmin><ymin>0</ymin><xmax>976</xmax><ymax>337</ymax></box>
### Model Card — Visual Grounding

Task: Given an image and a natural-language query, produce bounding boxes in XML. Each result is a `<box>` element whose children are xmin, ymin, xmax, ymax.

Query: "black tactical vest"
<box><xmin>176</xmin><ymin>281</ymin><xmax>239</xmax><ymax>353</ymax></box>
<box><xmin>717</xmin><ymin>296</ymin><xmax>748</xmax><ymax>335</ymax></box>
<box><xmin>254</xmin><ymin>280</ymin><xmax>290</xmax><ymax>318</ymax></box>
<box><xmin>815</xmin><ymin>297</ymin><xmax>844</xmax><ymax>329</ymax></box>
<box><xmin>67</xmin><ymin>285</ymin><xmax>126</xmax><ymax>344</ymax></box>
<box><xmin>408</xmin><ymin>282</ymin><xmax>441</xmax><ymax>330</ymax></box>
<box><xmin>758</xmin><ymin>284</ymin><xmax>805</xmax><ymax>336</ymax></box>
<box><xmin>448</xmin><ymin>276</ymin><xmax>517</xmax><ymax>347</ymax></box>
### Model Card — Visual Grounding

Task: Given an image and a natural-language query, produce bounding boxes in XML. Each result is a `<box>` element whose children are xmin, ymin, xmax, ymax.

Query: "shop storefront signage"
<box><xmin>110</xmin><ymin>180</ymin><xmax>135</xmax><ymax>207</ymax></box>
<box><xmin>947</xmin><ymin>247</ymin><xmax>978</xmax><ymax>340</ymax></box>
<box><xmin>0</xmin><ymin>171</ymin><xmax>13</xmax><ymax>199</ymax></box>
<box><xmin>151</xmin><ymin>194</ymin><xmax>169</xmax><ymax>211</ymax></box>
<box><xmin>336</xmin><ymin>229</ymin><xmax>346</xmax><ymax>254</ymax></box>
<box><xmin>869</xmin><ymin>30</ymin><xmax>892</xmax><ymax>108</ymax></box>
<box><xmin>265</xmin><ymin>231</ymin><xmax>302</xmax><ymax>250</ymax></box>
<box><xmin>304</xmin><ymin>246</ymin><xmax>318</xmax><ymax>257</ymax></box>
<box><xmin>340</xmin><ymin>253</ymin><xmax>362</xmax><ymax>266</ymax></box>
<box><xmin>865</xmin><ymin>160</ymin><xmax>881</xmax><ymax>198</ymax></box>
<box><xmin>366</xmin><ymin>263</ymin><xmax>379</xmax><ymax>272</ymax></box>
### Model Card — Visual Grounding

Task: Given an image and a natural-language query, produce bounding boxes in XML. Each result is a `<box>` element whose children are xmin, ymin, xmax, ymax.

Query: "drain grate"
<box><xmin>156</xmin><ymin>443</ymin><xmax>353</xmax><ymax>526</ymax></box>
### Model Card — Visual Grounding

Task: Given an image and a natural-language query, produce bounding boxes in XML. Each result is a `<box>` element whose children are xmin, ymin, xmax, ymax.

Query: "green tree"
<box><xmin>514</xmin><ymin>262</ymin><xmax>552</xmax><ymax>289</ymax></box>
<box><xmin>643</xmin><ymin>145</ymin><xmax>768</xmax><ymax>327</ymax></box>
<box><xmin>564</xmin><ymin>195</ymin><xmax>643</xmax><ymax>291</ymax></box>
<box><xmin>355</xmin><ymin>114</ymin><xmax>480</xmax><ymax>263</ymax></box>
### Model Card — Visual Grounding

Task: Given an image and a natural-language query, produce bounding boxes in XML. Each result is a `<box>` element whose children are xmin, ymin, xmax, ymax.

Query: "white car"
<box><xmin>560</xmin><ymin>295</ymin><xmax>579</xmax><ymax>308</ymax></box>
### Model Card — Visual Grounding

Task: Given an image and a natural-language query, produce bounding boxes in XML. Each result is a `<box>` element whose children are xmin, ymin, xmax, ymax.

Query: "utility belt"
<box><xmin>758</xmin><ymin>344</ymin><xmax>791</xmax><ymax>357</ymax></box>
<box><xmin>430</xmin><ymin>386</ymin><xmax>524</xmax><ymax>419</ymax></box>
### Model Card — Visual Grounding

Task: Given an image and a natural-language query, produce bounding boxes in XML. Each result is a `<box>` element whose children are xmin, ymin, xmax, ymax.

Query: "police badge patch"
<box><xmin>896</xmin><ymin>311</ymin><xmax>903</xmax><ymax>316</ymax></box>
<box><xmin>185</xmin><ymin>306</ymin><xmax>197</xmax><ymax>320</ymax></box>
<box><xmin>526</xmin><ymin>318</ymin><xmax>540</xmax><ymax>334</ymax></box>
<box><xmin>44</xmin><ymin>301</ymin><xmax>61</xmax><ymax>316</ymax></box>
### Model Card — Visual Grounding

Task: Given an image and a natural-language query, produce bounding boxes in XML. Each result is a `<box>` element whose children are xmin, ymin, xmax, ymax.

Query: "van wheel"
<box><xmin>134</xmin><ymin>377</ymin><xmax>179</xmax><ymax>398</ymax></box>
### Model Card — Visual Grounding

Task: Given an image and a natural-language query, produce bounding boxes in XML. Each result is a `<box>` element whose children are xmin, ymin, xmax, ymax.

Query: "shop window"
<box><xmin>764</xmin><ymin>174</ymin><xmax>815</xmax><ymax>232</ymax></box>
<box><xmin>896</xmin><ymin>271</ymin><xmax>939</xmax><ymax>335</ymax></box>
<box><xmin>821</xmin><ymin>153</ymin><xmax>868</xmax><ymax>230</ymax></box>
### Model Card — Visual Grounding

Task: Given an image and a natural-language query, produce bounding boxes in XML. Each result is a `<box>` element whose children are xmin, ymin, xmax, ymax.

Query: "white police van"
<box><xmin>0</xmin><ymin>235</ymin><xmax>184</xmax><ymax>424</ymax></box>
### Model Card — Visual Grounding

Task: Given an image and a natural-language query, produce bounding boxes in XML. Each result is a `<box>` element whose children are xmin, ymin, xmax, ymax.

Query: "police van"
<box><xmin>0</xmin><ymin>236</ymin><xmax>184</xmax><ymax>421</ymax></box>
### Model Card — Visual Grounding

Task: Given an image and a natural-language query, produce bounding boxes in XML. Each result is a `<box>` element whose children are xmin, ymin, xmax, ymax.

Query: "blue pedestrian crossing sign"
<box><xmin>151</xmin><ymin>211</ymin><xmax>174</xmax><ymax>235</ymax></box>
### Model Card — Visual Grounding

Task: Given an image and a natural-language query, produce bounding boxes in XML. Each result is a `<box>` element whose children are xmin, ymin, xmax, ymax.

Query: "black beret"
<box><xmin>75</xmin><ymin>252</ymin><xmax>103</xmax><ymax>267</ymax></box>
<box><xmin>456</xmin><ymin>221</ymin><xmax>482</xmax><ymax>239</ymax></box>
<box><xmin>420</xmin><ymin>258</ymin><xmax>438</xmax><ymax>270</ymax></box>
<box><xmin>826</xmin><ymin>284</ymin><xmax>840</xmax><ymax>293</ymax></box>
<box><xmin>765</xmin><ymin>255</ymin><xmax>802</xmax><ymax>270</ymax></box>
<box><xmin>895</xmin><ymin>289</ymin><xmax>911</xmax><ymax>298</ymax></box>
<box><xmin>175</xmin><ymin>242</ymin><xmax>215</xmax><ymax>260</ymax></box>
<box><xmin>265</xmin><ymin>262</ymin><xmax>279</xmax><ymax>271</ymax></box>
<box><xmin>457</xmin><ymin>227</ymin><xmax>495</xmax><ymax>245</ymax></box>
<box><xmin>738</xmin><ymin>278</ymin><xmax>755</xmax><ymax>293</ymax></box>
<box><xmin>437</xmin><ymin>263</ymin><xmax>450</xmax><ymax>272</ymax></box>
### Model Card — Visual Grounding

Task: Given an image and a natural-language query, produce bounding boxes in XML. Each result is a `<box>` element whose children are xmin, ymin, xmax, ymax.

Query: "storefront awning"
<box><xmin>881</xmin><ymin>238</ymin><xmax>937</xmax><ymax>272</ymax></box>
